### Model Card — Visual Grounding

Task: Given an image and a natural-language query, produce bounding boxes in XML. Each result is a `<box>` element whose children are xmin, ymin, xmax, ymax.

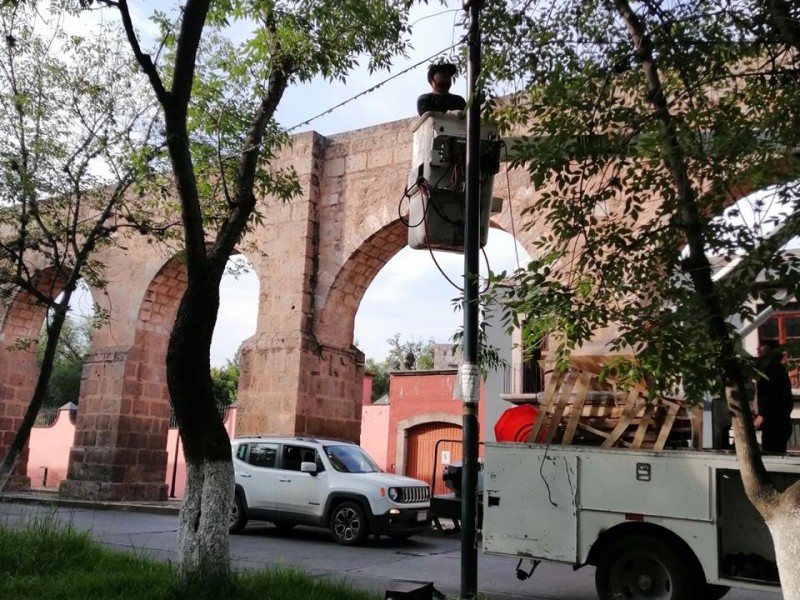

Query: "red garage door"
<box><xmin>405</xmin><ymin>422</ymin><xmax>462</xmax><ymax>496</ymax></box>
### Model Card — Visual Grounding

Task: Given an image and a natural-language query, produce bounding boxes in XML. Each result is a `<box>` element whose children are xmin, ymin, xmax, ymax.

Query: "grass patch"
<box><xmin>0</xmin><ymin>516</ymin><xmax>381</xmax><ymax>600</ymax></box>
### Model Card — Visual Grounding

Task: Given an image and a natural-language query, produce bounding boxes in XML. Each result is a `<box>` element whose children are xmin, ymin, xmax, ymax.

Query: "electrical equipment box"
<box><xmin>407</xmin><ymin>112</ymin><xmax>503</xmax><ymax>253</ymax></box>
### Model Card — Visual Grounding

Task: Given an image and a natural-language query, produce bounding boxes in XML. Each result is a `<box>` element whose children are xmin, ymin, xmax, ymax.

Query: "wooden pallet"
<box><xmin>525</xmin><ymin>368</ymin><xmax>689</xmax><ymax>450</ymax></box>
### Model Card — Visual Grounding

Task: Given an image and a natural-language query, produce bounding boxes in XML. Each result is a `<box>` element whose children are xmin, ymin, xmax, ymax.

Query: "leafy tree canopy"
<box><xmin>480</xmin><ymin>0</ymin><xmax>800</xmax><ymax>402</ymax></box>
<box><xmin>210</xmin><ymin>351</ymin><xmax>240</xmax><ymax>408</ymax></box>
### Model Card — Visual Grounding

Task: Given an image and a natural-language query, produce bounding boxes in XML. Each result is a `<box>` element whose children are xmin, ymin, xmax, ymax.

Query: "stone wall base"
<box><xmin>4</xmin><ymin>474</ymin><xmax>31</xmax><ymax>491</ymax></box>
<box><xmin>59</xmin><ymin>480</ymin><xmax>168</xmax><ymax>502</ymax></box>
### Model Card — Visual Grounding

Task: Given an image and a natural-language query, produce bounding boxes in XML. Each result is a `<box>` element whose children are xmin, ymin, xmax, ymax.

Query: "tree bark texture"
<box><xmin>767</xmin><ymin>481</ymin><xmax>800</xmax><ymax>600</ymax></box>
<box><xmin>177</xmin><ymin>460</ymin><xmax>234</xmax><ymax>578</ymax></box>
<box><xmin>167</xmin><ymin>277</ymin><xmax>233</xmax><ymax>579</ymax></box>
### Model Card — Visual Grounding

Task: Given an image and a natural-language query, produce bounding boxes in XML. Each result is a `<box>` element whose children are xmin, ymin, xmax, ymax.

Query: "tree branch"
<box><xmin>209</xmin><ymin>5</ymin><xmax>292</xmax><ymax>273</ymax></box>
<box><xmin>102</xmin><ymin>0</ymin><xmax>169</xmax><ymax>105</ymax></box>
<box><xmin>761</xmin><ymin>0</ymin><xmax>800</xmax><ymax>53</ymax></box>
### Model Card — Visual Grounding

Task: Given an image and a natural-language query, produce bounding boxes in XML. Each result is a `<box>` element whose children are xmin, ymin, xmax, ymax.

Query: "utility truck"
<box><xmin>482</xmin><ymin>421</ymin><xmax>797</xmax><ymax>599</ymax></box>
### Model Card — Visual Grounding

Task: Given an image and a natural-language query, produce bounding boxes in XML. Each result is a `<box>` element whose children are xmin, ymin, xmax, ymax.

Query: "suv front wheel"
<box><xmin>330</xmin><ymin>501</ymin><xmax>369</xmax><ymax>546</ymax></box>
<box><xmin>230</xmin><ymin>493</ymin><xmax>248</xmax><ymax>534</ymax></box>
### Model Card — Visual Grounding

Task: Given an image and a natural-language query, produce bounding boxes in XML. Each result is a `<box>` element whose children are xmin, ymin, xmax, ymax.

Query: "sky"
<box><xmin>56</xmin><ymin>1</ymin><xmax>530</xmax><ymax>365</ymax></box>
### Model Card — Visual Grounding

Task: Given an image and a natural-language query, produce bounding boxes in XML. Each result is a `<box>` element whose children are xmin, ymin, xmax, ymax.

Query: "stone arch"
<box><xmin>0</xmin><ymin>268</ymin><xmax>67</xmax><ymax>489</ymax></box>
<box><xmin>61</xmin><ymin>255</ymin><xmax>188</xmax><ymax>500</ymax></box>
<box><xmin>394</xmin><ymin>412</ymin><xmax>461</xmax><ymax>476</ymax></box>
<box><xmin>317</xmin><ymin>219</ymin><xmax>409</xmax><ymax>347</ymax></box>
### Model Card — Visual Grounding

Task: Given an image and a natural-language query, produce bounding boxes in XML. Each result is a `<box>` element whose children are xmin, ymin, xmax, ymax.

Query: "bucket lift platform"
<box><xmin>407</xmin><ymin>112</ymin><xmax>503</xmax><ymax>253</ymax></box>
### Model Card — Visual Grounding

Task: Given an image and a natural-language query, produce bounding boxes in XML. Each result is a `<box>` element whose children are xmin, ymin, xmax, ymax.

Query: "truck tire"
<box><xmin>229</xmin><ymin>493</ymin><xmax>248</xmax><ymax>534</ymax></box>
<box><xmin>330</xmin><ymin>501</ymin><xmax>370</xmax><ymax>546</ymax></box>
<box><xmin>595</xmin><ymin>534</ymin><xmax>696</xmax><ymax>600</ymax></box>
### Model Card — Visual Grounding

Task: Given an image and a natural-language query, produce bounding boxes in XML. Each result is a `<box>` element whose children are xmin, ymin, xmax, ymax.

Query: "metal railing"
<box><xmin>503</xmin><ymin>363</ymin><xmax>545</xmax><ymax>395</ymax></box>
<box><xmin>34</xmin><ymin>406</ymin><xmax>77</xmax><ymax>427</ymax></box>
<box><xmin>34</xmin><ymin>409</ymin><xmax>59</xmax><ymax>428</ymax></box>
<box><xmin>169</xmin><ymin>404</ymin><xmax>230</xmax><ymax>428</ymax></box>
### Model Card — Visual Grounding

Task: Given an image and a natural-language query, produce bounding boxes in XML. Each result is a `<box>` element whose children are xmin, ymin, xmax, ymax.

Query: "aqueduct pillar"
<box><xmin>59</xmin><ymin>252</ymin><xmax>186</xmax><ymax>501</ymax></box>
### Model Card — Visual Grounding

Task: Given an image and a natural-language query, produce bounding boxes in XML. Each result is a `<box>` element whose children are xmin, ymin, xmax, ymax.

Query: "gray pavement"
<box><xmin>0</xmin><ymin>488</ymin><xmax>182</xmax><ymax>516</ymax></box>
<box><xmin>0</xmin><ymin>491</ymin><xmax>783</xmax><ymax>600</ymax></box>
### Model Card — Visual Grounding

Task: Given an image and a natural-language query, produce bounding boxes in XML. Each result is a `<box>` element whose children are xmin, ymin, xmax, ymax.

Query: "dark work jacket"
<box><xmin>756</xmin><ymin>359</ymin><xmax>794</xmax><ymax>433</ymax></box>
<box><xmin>417</xmin><ymin>93</ymin><xmax>466</xmax><ymax>116</ymax></box>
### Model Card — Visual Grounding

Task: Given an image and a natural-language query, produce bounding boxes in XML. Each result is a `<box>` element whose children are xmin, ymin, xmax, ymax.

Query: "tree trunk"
<box><xmin>167</xmin><ymin>275</ymin><xmax>233</xmax><ymax>579</ymax></box>
<box><xmin>767</xmin><ymin>484</ymin><xmax>800</xmax><ymax>600</ymax></box>
<box><xmin>177</xmin><ymin>460</ymin><xmax>233</xmax><ymax>578</ymax></box>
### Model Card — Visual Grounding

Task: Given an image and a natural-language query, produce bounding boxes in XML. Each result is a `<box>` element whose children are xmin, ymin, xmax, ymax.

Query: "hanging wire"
<box><xmin>286</xmin><ymin>42</ymin><xmax>461</xmax><ymax>133</ymax></box>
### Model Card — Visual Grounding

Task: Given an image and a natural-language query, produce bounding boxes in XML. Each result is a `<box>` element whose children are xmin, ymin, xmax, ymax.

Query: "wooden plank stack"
<box><xmin>524</xmin><ymin>363</ymin><xmax>694</xmax><ymax>450</ymax></box>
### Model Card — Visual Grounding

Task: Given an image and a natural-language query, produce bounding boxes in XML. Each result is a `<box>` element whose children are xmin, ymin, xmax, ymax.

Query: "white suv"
<box><xmin>229</xmin><ymin>436</ymin><xmax>431</xmax><ymax>545</ymax></box>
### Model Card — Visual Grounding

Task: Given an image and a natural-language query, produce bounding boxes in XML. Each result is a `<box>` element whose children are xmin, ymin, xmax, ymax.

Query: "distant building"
<box><xmin>433</xmin><ymin>344</ymin><xmax>461</xmax><ymax>370</ymax></box>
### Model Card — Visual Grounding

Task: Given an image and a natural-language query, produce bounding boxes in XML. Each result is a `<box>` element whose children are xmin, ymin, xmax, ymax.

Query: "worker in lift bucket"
<box><xmin>416</xmin><ymin>62</ymin><xmax>466</xmax><ymax>116</ymax></box>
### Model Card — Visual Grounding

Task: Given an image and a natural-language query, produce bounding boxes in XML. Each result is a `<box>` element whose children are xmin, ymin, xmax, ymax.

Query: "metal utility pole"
<box><xmin>460</xmin><ymin>0</ymin><xmax>483</xmax><ymax>598</ymax></box>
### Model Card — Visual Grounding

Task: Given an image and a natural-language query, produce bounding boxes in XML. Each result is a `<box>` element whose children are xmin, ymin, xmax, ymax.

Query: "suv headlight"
<box><xmin>388</xmin><ymin>487</ymin><xmax>400</xmax><ymax>501</ymax></box>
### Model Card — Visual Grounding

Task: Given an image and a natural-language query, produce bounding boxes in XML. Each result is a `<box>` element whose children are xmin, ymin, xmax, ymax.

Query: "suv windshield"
<box><xmin>324</xmin><ymin>444</ymin><xmax>381</xmax><ymax>473</ymax></box>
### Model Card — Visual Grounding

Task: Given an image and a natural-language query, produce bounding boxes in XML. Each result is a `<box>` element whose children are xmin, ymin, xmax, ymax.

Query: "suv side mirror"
<box><xmin>301</xmin><ymin>461</ymin><xmax>318</xmax><ymax>476</ymax></box>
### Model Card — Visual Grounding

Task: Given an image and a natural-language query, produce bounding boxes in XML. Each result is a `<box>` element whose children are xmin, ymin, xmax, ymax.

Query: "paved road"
<box><xmin>0</xmin><ymin>502</ymin><xmax>783</xmax><ymax>600</ymax></box>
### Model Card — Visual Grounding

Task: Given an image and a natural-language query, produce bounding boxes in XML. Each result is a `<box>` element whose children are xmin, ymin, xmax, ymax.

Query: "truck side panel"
<box><xmin>578</xmin><ymin>451</ymin><xmax>713</xmax><ymax>521</ymax></box>
<box><xmin>483</xmin><ymin>445</ymin><xmax>578</xmax><ymax>563</ymax></box>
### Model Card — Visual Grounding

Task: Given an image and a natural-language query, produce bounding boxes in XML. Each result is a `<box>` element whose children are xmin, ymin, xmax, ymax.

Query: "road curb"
<box><xmin>0</xmin><ymin>491</ymin><xmax>182</xmax><ymax>516</ymax></box>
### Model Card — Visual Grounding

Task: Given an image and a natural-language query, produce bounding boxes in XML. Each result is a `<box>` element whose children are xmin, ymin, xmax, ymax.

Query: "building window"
<box><xmin>504</xmin><ymin>335</ymin><xmax>546</xmax><ymax>395</ymax></box>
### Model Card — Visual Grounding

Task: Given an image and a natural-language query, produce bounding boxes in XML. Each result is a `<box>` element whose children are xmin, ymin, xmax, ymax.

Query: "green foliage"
<box><xmin>132</xmin><ymin>0</ymin><xmax>417</xmax><ymax>261</ymax></box>
<box><xmin>0</xmin><ymin>5</ymin><xmax>161</xmax><ymax>288</ymax></box>
<box><xmin>481</xmin><ymin>0</ymin><xmax>800</xmax><ymax>403</ymax></box>
<box><xmin>450</xmin><ymin>299</ymin><xmax>506</xmax><ymax>379</ymax></box>
<box><xmin>385</xmin><ymin>332</ymin><xmax>435</xmax><ymax>370</ymax></box>
<box><xmin>210</xmin><ymin>351</ymin><xmax>240</xmax><ymax>407</ymax></box>
<box><xmin>0</xmin><ymin>4</ymin><xmax>158</xmax><ymax>490</ymax></box>
<box><xmin>36</xmin><ymin>313</ymin><xmax>93</xmax><ymax>408</ymax></box>
<box><xmin>364</xmin><ymin>357</ymin><xmax>389</xmax><ymax>402</ymax></box>
<box><xmin>90</xmin><ymin>0</ymin><xmax>419</xmax><ymax>576</ymax></box>
<box><xmin>0</xmin><ymin>518</ymin><xmax>382</xmax><ymax>600</ymax></box>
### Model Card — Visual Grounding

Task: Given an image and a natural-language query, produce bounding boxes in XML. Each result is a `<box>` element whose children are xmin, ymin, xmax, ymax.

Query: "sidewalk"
<box><xmin>0</xmin><ymin>488</ymin><xmax>182</xmax><ymax>516</ymax></box>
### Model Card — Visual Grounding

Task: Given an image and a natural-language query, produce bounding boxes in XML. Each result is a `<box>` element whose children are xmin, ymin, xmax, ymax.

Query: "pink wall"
<box><xmin>360</xmin><ymin>403</ymin><xmax>391</xmax><ymax>470</ymax></box>
<box><xmin>28</xmin><ymin>408</ymin><xmax>76</xmax><ymax>488</ymax></box>
<box><xmin>28</xmin><ymin>405</ymin><xmax>238</xmax><ymax>497</ymax></box>
<box><xmin>28</xmin><ymin>368</ymin><xmax>480</xmax><ymax>495</ymax></box>
<box><xmin>362</xmin><ymin>373</ymin><xmax>373</xmax><ymax>406</ymax></box>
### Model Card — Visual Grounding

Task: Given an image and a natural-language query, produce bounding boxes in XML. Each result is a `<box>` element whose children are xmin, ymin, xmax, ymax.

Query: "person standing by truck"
<box><xmin>754</xmin><ymin>339</ymin><xmax>794</xmax><ymax>453</ymax></box>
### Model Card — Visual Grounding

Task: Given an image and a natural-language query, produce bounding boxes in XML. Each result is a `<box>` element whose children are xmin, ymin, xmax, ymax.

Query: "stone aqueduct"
<box><xmin>0</xmin><ymin>116</ymin><xmax>543</xmax><ymax>501</ymax></box>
